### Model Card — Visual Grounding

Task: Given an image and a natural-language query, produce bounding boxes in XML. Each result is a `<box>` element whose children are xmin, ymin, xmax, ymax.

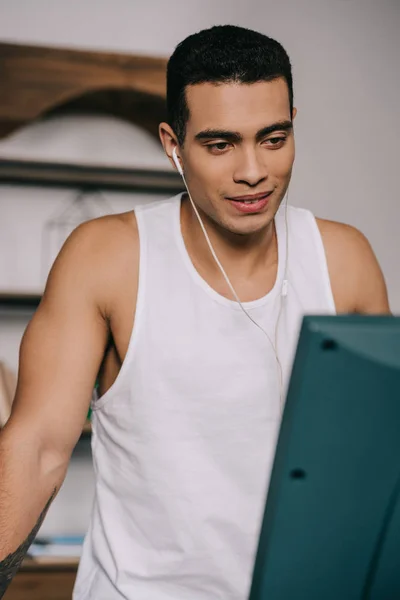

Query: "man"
<box><xmin>0</xmin><ymin>25</ymin><xmax>390</xmax><ymax>600</ymax></box>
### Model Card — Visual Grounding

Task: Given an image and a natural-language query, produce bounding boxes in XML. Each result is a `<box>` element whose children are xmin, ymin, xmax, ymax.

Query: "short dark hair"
<box><xmin>167</xmin><ymin>25</ymin><xmax>294</xmax><ymax>145</ymax></box>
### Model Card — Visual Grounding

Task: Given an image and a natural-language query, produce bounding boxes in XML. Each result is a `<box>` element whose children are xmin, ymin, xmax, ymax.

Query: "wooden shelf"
<box><xmin>7</xmin><ymin>559</ymin><xmax>78</xmax><ymax>600</ymax></box>
<box><xmin>0</xmin><ymin>292</ymin><xmax>42</xmax><ymax>311</ymax></box>
<box><xmin>0</xmin><ymin>158</ymin><xmax>184</xmax><ymax>193</ymax></box>
<box><xmin>21</xmin><ymin>556</ymin><xmax>80</xmax><ymax>570</ymax></box>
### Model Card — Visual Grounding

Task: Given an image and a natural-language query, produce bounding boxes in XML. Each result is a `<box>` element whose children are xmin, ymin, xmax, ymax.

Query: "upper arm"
<box><xmin>317</xmin><ymin>219</ymin><xmax>391</xmax><ymax>315</ymax></box>
<box><xmin>351</xmin><ymin>229</ymin><xmax>391</xmax><ymax>314</ymax></box>
<box><xmin>6</xmin><ymin>219</ymin><xmax>111</xmax><ymax>460</ymax></box>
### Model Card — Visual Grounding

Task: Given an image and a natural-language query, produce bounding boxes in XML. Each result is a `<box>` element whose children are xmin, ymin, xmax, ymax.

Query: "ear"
<box><xmin>159</xmin><ymin>122</ymin><xmax>180</xmax><ymax>172</ymax></box>
<box><xmin>292</xmin><ymin>107</ymin><xmax>297</xmax><ymax>120</ymax></box>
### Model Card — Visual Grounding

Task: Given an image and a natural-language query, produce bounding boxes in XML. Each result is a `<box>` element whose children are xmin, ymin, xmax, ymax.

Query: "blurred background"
<box><xmin>0</xmin><ymin>0</ymin><xmax>398</xmax><ymax>577</ymax></box>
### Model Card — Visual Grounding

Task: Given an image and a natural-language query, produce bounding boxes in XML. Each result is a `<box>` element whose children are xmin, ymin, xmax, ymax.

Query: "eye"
<box><xmin>207</xmin><ymin>142</ymin><xmax>231</xmax><ymax>154</ymax></box>
<box><xmin>264</xmin><ymin>136</ymin><xmax>287</xmax><ymax>148</ymax></box>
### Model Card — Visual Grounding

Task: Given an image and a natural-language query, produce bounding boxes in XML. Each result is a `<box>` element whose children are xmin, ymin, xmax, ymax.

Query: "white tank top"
<box><xmin>73</xmin><ymin>193</ymin><xmax>335</xmax><ymax>600</ymax></box>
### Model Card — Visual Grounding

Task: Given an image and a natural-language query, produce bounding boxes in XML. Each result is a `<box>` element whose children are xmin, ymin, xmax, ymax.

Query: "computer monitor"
<box><xmin>249</xmin><ymin>315</ymin><xmax>400</xmax><ymax>600</ymax></box>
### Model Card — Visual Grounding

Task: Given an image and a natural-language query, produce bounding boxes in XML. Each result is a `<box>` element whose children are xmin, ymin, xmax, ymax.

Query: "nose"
<box><xmin>233</xmin><ymin>148</ymin><xmax>268</xmax><ymax>187</ymax></box>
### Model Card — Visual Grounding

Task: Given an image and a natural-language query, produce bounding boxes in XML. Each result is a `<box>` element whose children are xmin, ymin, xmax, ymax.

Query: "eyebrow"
<box><xmin>194</xmin><ymin>120</ymin><xmax>293</xmax><ymax>143</ymax></box>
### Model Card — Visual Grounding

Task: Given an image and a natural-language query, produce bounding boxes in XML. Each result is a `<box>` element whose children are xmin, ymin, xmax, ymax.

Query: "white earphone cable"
<box><xmin>174</xmin><ymin>148</ymin><xmax>288</xmax><ymax>410</ymax></box>
<box><xmin>172</xmin><ymin>147</ymin><xmax>289</xmax><ymax>411</ymax></box>
<box><xmin>274</xmin><ymin>190</ymin><xmax>290</xmax><ymax>400</ymax></box>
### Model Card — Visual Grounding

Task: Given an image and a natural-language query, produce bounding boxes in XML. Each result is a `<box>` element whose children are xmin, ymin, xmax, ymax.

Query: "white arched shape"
<box><xmin>0</xmin><ymin>113</ymin><xmax>171</xmax><ymax>170</ymax></box>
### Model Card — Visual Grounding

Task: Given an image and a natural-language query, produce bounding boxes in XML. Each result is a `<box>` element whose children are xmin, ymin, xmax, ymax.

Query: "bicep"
<box><xmin>8</xmin><ymin>224</ymin><xmax>109</xmax><ymax>458</ymax></box>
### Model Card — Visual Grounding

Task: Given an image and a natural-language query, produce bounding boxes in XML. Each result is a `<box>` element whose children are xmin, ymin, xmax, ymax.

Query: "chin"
<box><xmin>221</xmin><ymin>212</ymin><xmax>274</xmax><ymax>237</ymax></box>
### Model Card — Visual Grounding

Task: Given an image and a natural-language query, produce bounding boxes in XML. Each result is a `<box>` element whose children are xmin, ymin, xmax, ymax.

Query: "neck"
<box><xmin>180</xmin><ymin>194</ymin><xmax>278</xmax><ymax>280</ymax></box>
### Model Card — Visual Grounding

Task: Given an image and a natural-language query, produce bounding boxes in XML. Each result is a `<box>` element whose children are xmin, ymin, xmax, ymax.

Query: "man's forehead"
<box><xmin>185</xmin><ymin>79</ymin><xmax>291</xmax><ymax>132</ymax></box>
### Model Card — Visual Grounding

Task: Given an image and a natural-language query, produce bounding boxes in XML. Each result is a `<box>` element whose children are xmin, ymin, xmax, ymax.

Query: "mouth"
<box><xmin>225</xmin><ymin>191</ymin><xmax>273</xmax><ymax>214</ymax></box>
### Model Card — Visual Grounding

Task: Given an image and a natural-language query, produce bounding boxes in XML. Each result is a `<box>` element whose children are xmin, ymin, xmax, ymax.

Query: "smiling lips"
<box><xmin>228</xmin><ymin>191</ymin><xmax>272</xmax><ymax>202</ymax></box>
<box><xmin>226</xmin><ymin>191</ymin><xmax>272</xmax><ymax>214</ymax></box>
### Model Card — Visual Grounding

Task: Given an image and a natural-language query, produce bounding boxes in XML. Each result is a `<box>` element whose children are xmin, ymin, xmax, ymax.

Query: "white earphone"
<box><xmin>172</xmin><ymin>145</ymin><xmax>289</xmax><ymax>409</ymax></box>
<box><xmin>172</xmin><ymin>147</ymin><xmax>184</xmax><ymax>176</ymax></box>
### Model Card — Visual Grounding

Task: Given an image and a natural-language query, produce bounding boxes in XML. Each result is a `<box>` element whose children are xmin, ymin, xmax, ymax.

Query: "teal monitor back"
<box><xmin>249</xmin><ymin>315</ymin><xmax>400</xmax><ymax>600</ymax></box>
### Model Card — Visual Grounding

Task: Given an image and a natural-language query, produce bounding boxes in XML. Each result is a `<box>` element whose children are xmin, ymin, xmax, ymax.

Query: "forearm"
<box><xmin>0</xmin><ymin>426</ymin><xmax>67</xmax><ymax>597</ymax></box>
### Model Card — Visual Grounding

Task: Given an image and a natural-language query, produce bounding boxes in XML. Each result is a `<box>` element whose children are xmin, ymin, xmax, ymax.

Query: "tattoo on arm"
<box><xmin>0</xmin><ymin>488</ymin><xmax>57</xmax><ymax>598</ymax></box>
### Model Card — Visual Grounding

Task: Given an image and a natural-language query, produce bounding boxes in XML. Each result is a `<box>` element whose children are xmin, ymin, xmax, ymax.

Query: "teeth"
<box><xmin>243</xmin><ymin>199</ymin><xmax>259</xmax><ymax>204</ymax></box>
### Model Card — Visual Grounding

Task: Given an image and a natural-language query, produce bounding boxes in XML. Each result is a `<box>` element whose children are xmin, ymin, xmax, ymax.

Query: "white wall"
<box><xmin>0</xmin><ymin>0</ymin><xmax>398</xmax><ymax>308</ymax></box>
<box><xmin>0</xmin><ymin>0</ymin><xmax>399</xmax><ymax>536</ymax></box>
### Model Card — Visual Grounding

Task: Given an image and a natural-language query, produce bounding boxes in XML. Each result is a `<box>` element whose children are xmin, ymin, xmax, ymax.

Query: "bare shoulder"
<box><xmin>315</xmin><ymin>218</ymin><xmax>390</xmax><ymax>314</ymax></box>
<box><xmin>68</xmin><ymin>210</ymin><xmax>138</xmax><ymax>258</ymax></box>
<box><xmin>316</xmin><ymin>218</ymin><xmax>372</xmax><ymax>262</ymax></box>
<box><xmin>5</xmin><ymin>210</ymin><xmax>140</xmax><ymax>458</ymax></box>
<box><xmin>45</xmin><ymin>210</ymin><xmax>139</xmax><ymax>317</ymax></box>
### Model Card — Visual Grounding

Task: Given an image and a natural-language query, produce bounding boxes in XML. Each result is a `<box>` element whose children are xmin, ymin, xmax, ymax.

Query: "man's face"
<box><xmin>180</xmin><ymin>78</ymin><xmax>295</xmax><ymax>236</ymax></box>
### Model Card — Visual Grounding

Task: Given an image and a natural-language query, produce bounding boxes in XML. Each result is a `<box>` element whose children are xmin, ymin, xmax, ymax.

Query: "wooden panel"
<box><xmin>5</xmin><ymin>568</ymin><xmax>77</xmax><ymax>600</ymax></box>
<box><xmin>0</xmin><ymin>42</ymin><xmax>168</xmax><ymax>139</ymax></box>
